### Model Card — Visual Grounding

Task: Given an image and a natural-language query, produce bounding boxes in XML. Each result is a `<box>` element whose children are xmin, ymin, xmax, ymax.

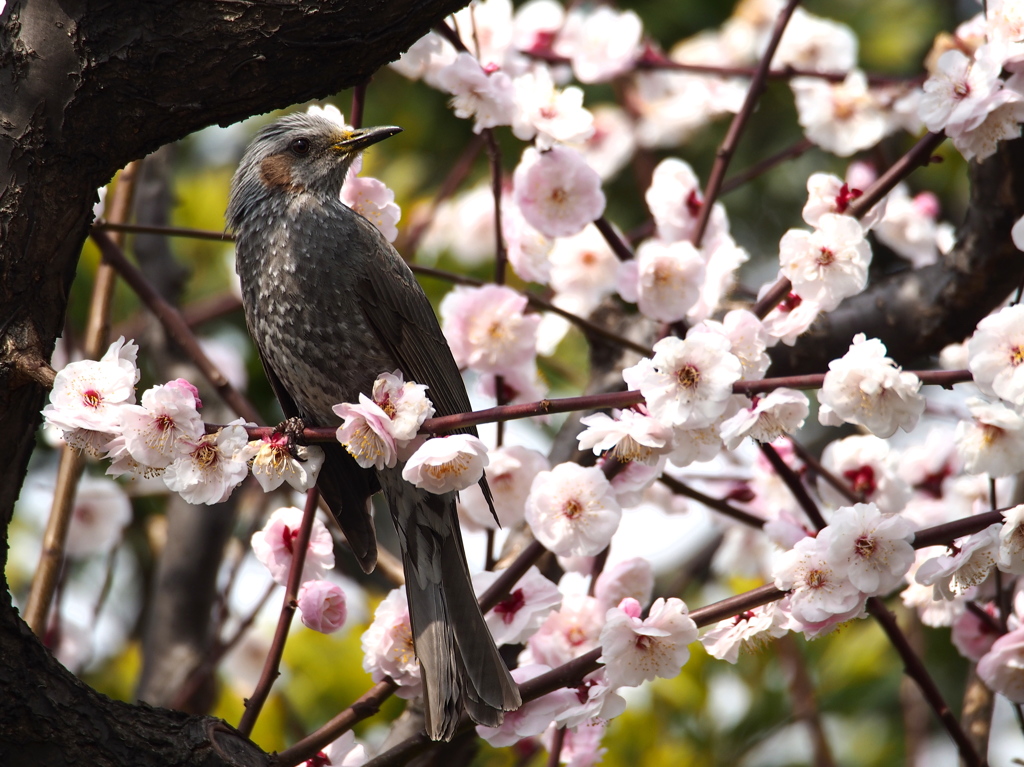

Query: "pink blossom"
<box><xmin>65</xmin><ymin>474</ymin><xmax>133</xmax><ymax>558</ymax></box>
<box><xmin>476</xmin><ymin>664</ymin><xmax>579</xmax><ymax>747</ymax></box>
<box><xmin>951</xmin><ymin>603</ymin><xmax>1001</xmax><ymax>662</ymax></box>
<box><xmin>577</xmin><ymin>408</ymin><xmax>674</xmax><ymax>466</ymax></box>
<box><xmin>916</xmin><ymin>525</ymin><xmax>1000</xmax><ymax>600</ymax></box>
<box><xmin>967</xmin><ymin>304</ymin><xmax>1024</xmax><ymax>408</ymax></box>
<box><xmin>644</xmin><ymin>157</ymin><xmax>729</xmax><ymax>246</ymax></box>
<box><xmin>250</xmin><ymin>506</ymin><xmax>335</xmax><ymax>587</ymax></box>
<box><xmin>513</xmin><ymin>145</ymin><xmax>606</xmax><ymax>238</ymax></box>
<box><xmin>873</xmin><ymin>185</ymin><xmax>944</xmax><ymax>267</ymax></box>
<box><xmin>818</xmin><ymin>435</ymin><xmax>910</xmax><ymax>514</ymax></box>
<box><xmin>297</xmin><ymin>580</ymin><xmax>348</xmax><ymax>634</ymax></box>
<box><xmin>623</xmin><ymin>239</ymin><xmax>705</xmax><ymax>323</ymax></box>
<box><xmin>511</xmin><ymin>65</ymin><xmax>594</xmax><ymax>149</ymax></box>
<box><xmin>401</xmin><ymin>434</ymin><xmax>489</xmax><ymax>494</ymax></box>
<box><xmin>341</xmin><ymin>171</ymin><xmax>401</xmax><ymax>243</ymax></box>
<box><xmin>977</xmin><ymin>626</ymin><xmax>1024</xmax><ymax>702</ymax></box>
<box><xmin>474</xmin><ymin>566</ymin><xmax>563</xmax><ymax>646</ymax></box>
<box><xmin>525</xmin><ymin>463</ymin><xmax>622</xmax><ymax>557</ymax></box>
<box><xmin>773</xmin><ymin>534</ymin><xmax>865</xmax><ymax>627</ymax></box>
<box><xmin>547</xmin><ymin>224</ymin><xmax>620</xmax><ymax>316</ymax></box>
<box><xmin>503</xmin><ymin>197</ymin><xmax>554</xmax><ymax>284</ymax></box>
<box><xmin>370</xmin><ymin>371</ymin><xmax>434</xmax><ymax>442</ymax></box>
<box><xmin>594</xmin><ymin>557</ymin><xmax>654</xmax><ymax>612</ymax></box>
<box><xmin>542</xmin><ymin>720</ymin><xmax>608</xmax><ymax>767</ymax></box>
<box><xmin>700</xmin><ymin>601</ymin><xmax>790</xmax><ymax>663</ymax></box>
<box><xmin>554</xmin><ymin>5</ymin><xmax>642</xmax><ymax>84</ymax></box>
<box><xmin>333</xmin><ymin>396</ymin><xmax>398</xmax><ymax>470</ymax></box>
<box><xmin>999</xmin><ymin>504</ymin><xmax>1024</xmax><ymax>574</ymax></box>
<box><xmin>458</xmin><ymin>445</ymin><xmax>549</xmax><ymax>531</ymax></box>
<box><xmin>361</xmin><ymin>586</ymin><xmax>422</xmax><ymax>698</ymax></box>
<box><xmin>820</xmin><ymin>502</ymin><xmax>915</xmax><ymax>596</ymax></box>
<box><xmin>955</xmin><ymin>397</ymin><xmax>1024</xmax><ymax>477</ymax></box>
<box><xmin>599</xmin><ymin>597</ymin><xmax>697</xmax><ymax>688</ymax></box>
<box><xmin>119</xmin><ymin>379</ymin><xmax>205</xmax><ymax>468</ymax></box>
<box><xmin>162</xmin><ymin>420</ymin><xmax>250</xmax><ymax>505</ymax></box>
<box><xmin>719</xmin><ymin>390</ymin><xmax>809</xmax><ymax>450</ymax></box>
<box><xmin>920</xmin><ymin>47</ymin><xmax>1010</xmax><ymax>135</ymax></box>
<box><xmin>622</xmin><ymin>334</ymin><xmax>743</xmax><ymax>429</ymax></box>
<box><xmin>687</xmin><ymin>310</ymin><xmax>770</xmax><ymax>382</ymax></box>
<box><xmin>436</xmin><ymin>52</ymin><xmax>516</xmax><ymax>132</ymax></box>
<box><xmin>523</xmin><ymin>594</ymin><xmax>604</xmax><ymax>669</ymax></box>
<box><xmin>779</xmin><ymin>214</ymin><xmax>871</xmax><ymax>312</ymax></box>
<box><xmin>440</xmin><ymin>284</ymin><xmax>540</xmax><ymax>375</ymax></box>
<box><xmin>792</xmin><ymin>71</ymin><xmax>893</xmax><ymax>156</ymax></box>
<box><xmin>247</xmin><ymin>435</ymin><xmax>324</xmax><ymax>493</ymax></box>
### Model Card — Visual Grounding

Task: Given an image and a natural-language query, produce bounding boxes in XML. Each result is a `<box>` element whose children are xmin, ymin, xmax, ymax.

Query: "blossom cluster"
<box><xmin>41</xmin><ymin>337</ymin><xmax>325</xmax><ymax>506</ymax></box>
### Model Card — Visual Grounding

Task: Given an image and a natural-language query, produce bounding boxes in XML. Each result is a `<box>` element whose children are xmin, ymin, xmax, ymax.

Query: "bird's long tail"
<box><xmin>380</xmin><ymin>467</ymin><xmax>521</xmax><ymax>741</ymax></box>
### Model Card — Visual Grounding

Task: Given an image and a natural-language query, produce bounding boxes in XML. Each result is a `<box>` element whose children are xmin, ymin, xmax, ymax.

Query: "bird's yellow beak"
<box><xmin>331</xmin><ymin>125</ymin><xmax>403</xmax><ymax>154</ymax></box>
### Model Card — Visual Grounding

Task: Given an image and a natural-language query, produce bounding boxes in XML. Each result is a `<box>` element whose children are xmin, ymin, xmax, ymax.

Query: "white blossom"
<box><xmin>162</xmin><ymin>420</ymin><xmax>250</xmax><ymax>505</ymax></box>
<box><xmin>513</xmin><ymin>145</ymin><xmax>606</xmax><ymax>238</ymax></box>
<box><xmin>599</xmin><ymin>597</ymin><xmax>697</xmax><ymax>688</ymax></box>
<box><xmin>402</xmin><ymin>434</ymin><xmax>489</xmax><ymax>494</ymax></box>
<box><xmin>577</xmin><ymin>408</ymin><xmax>674</xmax><ymax>466</ymax></box>
<box><xmin>474</xmin><ymin>566</ymin><xmax>562</xmax><ymax>646</ymax></box>
<box><xmin>719</xmin><ymin>389</ymin><xmax>809</xmax><ymax>450</ymax></box>
<box><xmin>779</xmin><ymin>214</ymin><xmax>871</xmax><ymax>312</ymax></box>
<box><xmin>818</xmin><ymin>333</ymin><xmax>925</xmax><ymax>437</ymax></box>
<box><xmin>820</xmin><ymin>502</ymin><xmax>915</xmax><ymax>595</ymax></box>
<box><xmin>361</xmin><ymin>587</ymin><xmax>422</xmax><ymax>698</ymax></box>
<box><xmin>968</xmin><ymin>304</ymin><xmax>1024</xmax><ymax>408</ymax></box>
<box><xmin>525</xmin><ymin>463</ymin><xmax>622</xmax><ymax>557</ymax></box>
<box><xmin>250</xmin><ymin>505</ymin><xmax>336</xmax><ymax>587</ymax></box>
<box><xmin>955</xmin><ymin>397</ymin><xmax>1024</xmax><ymax>477</ymax></box>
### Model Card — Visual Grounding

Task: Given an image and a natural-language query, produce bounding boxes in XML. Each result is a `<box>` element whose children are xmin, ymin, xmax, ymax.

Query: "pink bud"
<box><xmin>298</xmin><ymin>580</ymin><xmax>348</xmax><ymax>634</ymax></box>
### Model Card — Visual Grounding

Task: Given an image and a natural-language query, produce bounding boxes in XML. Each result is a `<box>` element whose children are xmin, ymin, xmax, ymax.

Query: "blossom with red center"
<box><xmin>773</xmin><ymin>534</ymin><xmax>865</xmax><ymax>630</ymax></box>
<box><xmin>474</xmin><ymin>566</ymin><xmax>562</xmax><ymax>646</ymax></box>
<box><xmin>779</xmin><ymin>213</ymin><xmax>871</xmax><ymax>312</ymax></box>
<box><xmin>821</xmin><ymin>502</ymin><xmax>915</xmax><ymax>595</ymax></box>
<box><xmin>599</xmin><ymin>596</ymin><xmax>698</xmax><ymax>688</ymax></box>
<box><xmin>120</xmin><ymin>379</ymin><xmax>204</xmax><ymax>469</ymax></box>
<box><xmin>250</xmin><ymin>505</ymin><xmax>335</xmax><ymax>587</ymax></box>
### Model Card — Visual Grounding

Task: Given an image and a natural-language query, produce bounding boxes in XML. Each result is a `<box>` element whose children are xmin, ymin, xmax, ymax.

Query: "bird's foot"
<box><xmin>273</xmin><ymin>416</ymin><xmax>308</xmax><ymax>462</ymax></box>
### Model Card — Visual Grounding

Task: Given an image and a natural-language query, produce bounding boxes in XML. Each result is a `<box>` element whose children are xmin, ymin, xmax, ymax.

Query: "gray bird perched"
<box><xmin>227</xmin><ymin>111</ymin><xmax>521</xmax><ymax>740</ymax></box>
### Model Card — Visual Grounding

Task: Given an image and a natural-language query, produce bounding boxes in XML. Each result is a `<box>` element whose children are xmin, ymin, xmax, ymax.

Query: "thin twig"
<box><xmin>238</xmin><ymin>488</ymin><xmax>321</xmax><ymax>736</ymax></box>
<box><xmin>691</xmin><ymin>0</ymin><xmax>802</xmax><ymax>248</ymax></box>
<box><xmin>759</xmin><ymin>441</ymin><xmax>828</xmax><ymax>530</ymax></box>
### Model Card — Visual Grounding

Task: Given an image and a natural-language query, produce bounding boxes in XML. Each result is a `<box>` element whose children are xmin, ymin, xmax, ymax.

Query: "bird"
<box><xmin>226</xmin><ymin>111</ymin><xmax>521</xmax><ymax>740</ymax></box>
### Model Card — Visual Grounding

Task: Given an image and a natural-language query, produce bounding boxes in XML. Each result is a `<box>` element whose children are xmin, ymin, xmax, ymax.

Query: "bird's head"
<box><xmin>227</xmin><ymin>112</ymin><xmax>401</xmax><ymax>228</ymax></box>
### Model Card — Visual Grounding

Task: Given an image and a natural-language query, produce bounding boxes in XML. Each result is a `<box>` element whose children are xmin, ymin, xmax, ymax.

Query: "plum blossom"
<box><xmin>619</xmin><ymin>239</ymin><xmax>705</xmax><ymax>323</ymax></box>
<box><xmin>873</xmin><ymin>186</ymin><xmax>945</xmax><ymax>267</ymax></box>
<box><xmin>761</xmin><ymin>291</ymin><xmax>822</xmax><ymax>347</ymax></box>
<box><xmin>1013</xmin><ymin>214</ymin><xmax>1024</xmax><ymax>252</ymax></box>
<box><xmin>547</xmin><ymin>224</ymin><xmax>620</xmax><ymax>317</ymax></box>
<box><xmin>522</xmin><ymin>593</ymin><xmax>604</xmax><ymax>669</ymax></box>
<box><xmin>334</xmin><ymin>396</ymin><xmax>398</xmax><ymax>470</ymax></box>
<box><xmin>955</xmin><ymin>397</ymin><xmax>1024</xmax><ymax>477</ymax></box>
<box><xmin>436</xmin><ymin>52</ymin><xmax>516</xmax><ymax>132</ymax></box>
<box><xmin>774</xmin><ymin>8</ymin><xmax>858</xmax><ymax>72</ymax></box>
<box><xmin>594</xmin><ymin>558</ymin><xmax>654</xmax><ymax>612</ymax></box>
<box><xmin>999</xmin><ymin>505</ymin><xmax>1024</xmax><ymax>574</ymax></box>
<box><xmin>525</xmin><ymin>462</ymin><xmax>622</xmax><ymax>557</ymax></box>
<box><xmin>802</xmin><ymin>172</ymin><xmax>877</xmax><ymax>229</ymax></box>
<box><xmin>901</xmin><ymin>550</ymin><xmax>966</xmax><ymax>627</ymax></box>
<box><xmin>554</xmin><ymin>5</ymin><xmax>643</xmax><ymax>84</ymax></box>
<box><xmin>64</xmin><ymin>474</ymin><xmax>133</xmax><ymax>558</ymax></box>
<box><xmin>792</xmin><ymin>71</ymin><xmax>893</xmax><ymax>156</ymax></box>
<box><xmin>162</xmin><ymin>420</ymin><xmax>250</xmax><ymax>505</ymax></box>
<box><xmin>688</xmin><ymin>234</ymin><xmax>750</xmax><ymax>323</ymax></box>
<box><xmin>389</xmin><ymin>31</ymin><xmax>458</xmax><ymax>86</ymax></box>
<box><xmin>773</xmin><ymin>534</ymin><xmax>866</xmax><ymax>629</ymax></box>
<box><xmin>503</xmin><ymin>197</ymin><xmax>554</xmax><ymax>283</ymax></box>
<box><xmin>250</xmin><ymin>505</ymin><xmax>335</xmax><ymax>586</ymax></box>
<box><xmin>820</xmin><ymin>502</ymin><xmax>915</xmax><ymax>596</ymax></box>
<box><xmin>511</xmin><ymin>65</ymin><xmax>594</xmax><ymax>149</ymax></box>
<box><xmin>370</xmin><ymin>371</ymin><xmax>434</xmax><ymax>443</ymax></box>
<box><xmin>818</xmin><ymin>435</ymin><xmax>910</xmax><ymax>514</ymax></box>
<box><xmin>440</xmin><ymin>284</ymin><xmax>540</xmax><ymax>375</ymax></box>
<box><xmin>719</xmin><ymin>389</ymin><xmax>809</xmax><ymax>450</ymax></box>
<box><xmin>599</xmin><ymin>597</ymin><xmax>698</xmax><ymax>688</ymax></box>
<box><xmin>474</xmin><ymin>566</ymin><xmax>562</xmax><ymax>646</ymax></box>
<box><xmin>119</xmin><ymin>379</ymin><xmax>203</xmax><ymax>469</ymax></box>
<box><xmin>341</xmin><ymin>172</ymin><xmax>401</xmax><ymax>243</ymax></box>
<box><xmin>247</xmin><ymin>435</ymin><xmax>324</xmax><ymax>493</ymax></box>
<box><xmin>513</xmin><ymin>145</ymin><xmax>606</xmax><ymax>238</ymax></box>
<box><xmin>952</xmin><ymin>603</ymin><xmax>1001</xmax><ymax>662</ymax></box>
<box><xmin>42</xmin><ymin>336</ymin><xmax>140</xmax><ymax>455</ymax></box>
<box><xmin>818</xmin><ymin>333</ymin><xmax>925</xmax><ymax>438</ymax></box>
<box><xmin>542</xmin><ymin>721</ymin><xmax>607</xmax><ymax>767</ymax></box>
<box><xmin>574</xmin><ymin>104</ymin><xmax>636</xmax><ymax>180</ymax></box>
<box><xmin>977</xmin><ymin>627</ymin><xmax>1024</xmax><ymax>703</ymax></box>
<box><xmin>967</xmin><ymin>304</ymin><xmax>1024</xmax><ymax>408</ymax></box>
<box><xmin>476</xmin><ymin>664</ymin><xmax>579</xmax><ymax>747</ymax></box>
<box><xmin>916</xmin><ymin>524</ymin><xmax>1001</xmax><ymax>600</ymax></box>
<box><xmin>689</xmin><ymin>310</ymin><xmax>770</xmax><ymax>381</ymax></box>
<box><xmin>644</xmin><ymin>157</ymin><xmax>730</xmax><ymax>246</ymax></box>
<box><xmin>700</xmin><ymin>601</ymin><xmax>790</xmax><ymax>663</ymax></box>
<box><xmin>779</xmin><ymin>214</ymin><xmax>872</xmax><ymax>312</ymax></box>
<box><xmin>458</xmin><ymin>445</ymin><xmax>549</xmax><ymax>530</ymax></box>
<box><xmin>311</xmin><ymin>730</ymin><xmax>367</xmax><ymax>767</ymax></box>
<box><xmin>402</xmin><ymin>434</ymin><xmax>489</xmax><ymax>494</ymax></box>
<box><xmin>576</xmin><ymin>407</ymin><xmax>674</xmax><ymax>466</ymax></box>
<box><xmin>361</xmin><ymin>587</ymin><xmax>422</xmax><ymax>698</ymax></box>
<box><xmin>622</xmin><ymin>334</ymin><xmax>743</xmax><ymax>429</ymax></box>
<box><xmin>919</xmin><ymin>47</ymin><xmax>1011</xmax><ymax>135</ymax></box>
<box><xmin>297</xmin><ymin>580</ymin><xmax>348</xmax><ymax>634</ymax></box>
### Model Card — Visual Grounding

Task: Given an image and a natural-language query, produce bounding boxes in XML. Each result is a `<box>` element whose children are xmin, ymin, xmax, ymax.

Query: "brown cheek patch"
<box><xmin>259</xmin><ymin>154</ymin><xmax>300</xmax><ymax>191</ymax></box>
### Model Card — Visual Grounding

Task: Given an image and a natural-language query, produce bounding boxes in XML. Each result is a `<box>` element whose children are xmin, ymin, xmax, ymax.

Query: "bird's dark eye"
<box><xmin>290</xmin><ymin>138</ymin><xmax>310</xmax><ymax>155</ymax></box>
